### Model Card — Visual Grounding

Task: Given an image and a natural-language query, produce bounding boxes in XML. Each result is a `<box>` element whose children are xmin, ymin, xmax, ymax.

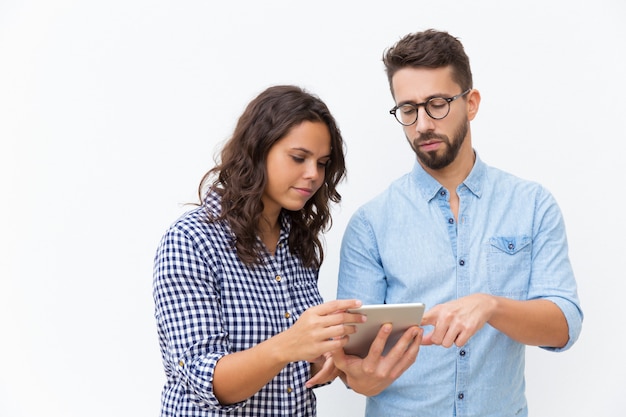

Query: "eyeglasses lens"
<box><xmin>395</xmin><ymin>98</ymin><xmax>450</xmax><ymax>125</ymax></box>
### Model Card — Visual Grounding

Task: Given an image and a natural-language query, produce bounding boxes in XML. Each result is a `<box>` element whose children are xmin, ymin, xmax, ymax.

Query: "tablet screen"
<box><xmin>344</xmin><ymin>303</ymin><xmax>425</xmax><ymax>358</ymax></box>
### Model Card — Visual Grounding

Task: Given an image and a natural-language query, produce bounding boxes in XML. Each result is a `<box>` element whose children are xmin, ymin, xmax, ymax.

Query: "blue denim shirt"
<box><xmin>337</xmin><ymin>155</ymin><xmax>583</xmax><ymax>417</ymax></box>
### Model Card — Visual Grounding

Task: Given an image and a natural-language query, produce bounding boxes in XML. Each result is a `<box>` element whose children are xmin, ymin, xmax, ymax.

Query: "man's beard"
<box><xmin>408</xmin><ymin>118</ymin><xmax>469</xmax><ymax>170</ymax></box>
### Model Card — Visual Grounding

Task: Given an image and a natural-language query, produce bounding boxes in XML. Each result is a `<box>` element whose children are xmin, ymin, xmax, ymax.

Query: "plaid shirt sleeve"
<box><xmin>153</xmin><ymin>198</ymin><xmax>324</xmax><ymax>417</ymax></box>
<box><xmin>153</xmin><ymin>214</ymin><xmax>245</xmax><ymax>413</ymax></box>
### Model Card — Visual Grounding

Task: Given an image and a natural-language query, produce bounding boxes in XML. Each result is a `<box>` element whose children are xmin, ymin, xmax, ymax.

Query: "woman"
<box><xmin>153</xmin><ymin>85</ymin><xmax>364</xmax><ymax>416</ymax></box>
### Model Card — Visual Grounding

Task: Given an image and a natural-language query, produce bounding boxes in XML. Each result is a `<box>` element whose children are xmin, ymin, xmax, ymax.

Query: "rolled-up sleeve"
<box><xmin>338</xmin><ymin>208</ymin><xmax>388</xmax><ymax>304</ymax></box>
<box><xmin>153</xmin><ymin>225</ymin><xmax>245</xmax><ymax>412</ymax></box>
<box><xmin>529</xmin><ymin>188</ymin><xmax>583</xmax><ymax>352</ymax></box>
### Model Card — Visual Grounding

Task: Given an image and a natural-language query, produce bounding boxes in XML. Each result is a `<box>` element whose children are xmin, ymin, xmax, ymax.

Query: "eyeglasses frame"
<box><xmin>389</xmin><ymin>88</ymin><xmax>472</xmax><ymax>126</ymax></box>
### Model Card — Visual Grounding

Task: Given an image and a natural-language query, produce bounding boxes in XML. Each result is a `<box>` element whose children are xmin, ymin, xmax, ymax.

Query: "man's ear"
<box><xmin>467</xmin><ymin>89</ymin><xmax>481</xmax><ymax>121</ymax></box>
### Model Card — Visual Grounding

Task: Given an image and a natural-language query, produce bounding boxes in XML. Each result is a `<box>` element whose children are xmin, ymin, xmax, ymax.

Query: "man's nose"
<box><xmin>413</xmin><ymin>108</ymin><xmax>436</xmax><ymax>133</ymax></box>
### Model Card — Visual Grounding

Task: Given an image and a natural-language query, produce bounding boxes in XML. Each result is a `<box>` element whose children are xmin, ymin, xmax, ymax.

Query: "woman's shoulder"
<box><xmin>161</xmin><ymin>196</ymin><xmax>230</xmax><ymax>247</ymax></box>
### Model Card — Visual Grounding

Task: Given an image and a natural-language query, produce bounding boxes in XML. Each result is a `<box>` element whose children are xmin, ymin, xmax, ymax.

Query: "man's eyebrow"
<box><xmin>397</xmin><ymin>92</ymin><xmax>450</xmax><ymax>106</ymax></box>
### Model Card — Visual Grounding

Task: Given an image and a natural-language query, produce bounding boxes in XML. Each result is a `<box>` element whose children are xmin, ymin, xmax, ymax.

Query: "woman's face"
<box><xmin>262</xmin><ymin>120</ymin><xmax>331</xmax><ymax>220</ymax></box>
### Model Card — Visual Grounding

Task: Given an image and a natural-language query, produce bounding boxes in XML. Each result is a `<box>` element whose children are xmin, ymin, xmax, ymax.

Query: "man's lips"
<box><xmin>418</xmin><ymin>139</ymin><xmax>442</xmax><ymax>152</ymax></box>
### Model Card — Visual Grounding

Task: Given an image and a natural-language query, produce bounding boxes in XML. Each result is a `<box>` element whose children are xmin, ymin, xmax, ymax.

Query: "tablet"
<box><xmin>344</xmin><ymin>303</ymin><xmax>425</xmax><ymax>358</ymax></box>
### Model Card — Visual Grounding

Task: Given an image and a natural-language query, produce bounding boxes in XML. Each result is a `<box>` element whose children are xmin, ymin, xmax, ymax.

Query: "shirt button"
<box><xmin>178</xmin><ymin>360</ymin><xmax>184</xmax><ymax>367</ymax></box>
<box><xmin>275</xmin><ymin>275</ymin><xmax>282</xmax><ymax>282</ymax></box>
<box><xmin>286</xmin><ymin>387</ymin><xmax>293</xmax><ymax>394</ymax></box>
<box><xmin>458</xmin><ymin>392</ymin><xmax>464</xmax><ymax>400</ymax></box>
<box><xmin>508</xmin><ymin>243</ymin><xmax>515</xmax><ymax>250</ymax></box>
<box><xmin>448</xmin><ymin>218</ymin><xmax>454</xmax><ymax>224</ymax></box>
<box><xmin>284</xmin><ymin>312</ymin><xmax>291</xmax><ymax>319</ymax></box>
<box><xmin>459</xmin><ymin>259</ymin><xmax>465</xmax><ymax>266</ymax></box>
<box><xmin>460</xmin><ymin>349</ymin><xmax>466</xmax><ymax>357</ymax></box>
<box><xmin>440</xmin><ymin>190</ymin><xmax>446</xmax><ymax>196</ymax></box>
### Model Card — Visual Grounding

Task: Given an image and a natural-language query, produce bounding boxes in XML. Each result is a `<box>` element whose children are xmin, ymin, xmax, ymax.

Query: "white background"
<box><xmin>1</xmin><ymin>1</ymin><xmax>624</xmax><ymax>416</ymax></box>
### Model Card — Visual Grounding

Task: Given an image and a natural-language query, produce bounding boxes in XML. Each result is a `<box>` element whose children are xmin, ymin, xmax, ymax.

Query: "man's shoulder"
<box><xmin>479</xmin><ymin>164</ymin><xmax>558</xmax><ymax>213</ymax></box>
<box><xmin>484</xmin><ymin>164</ymin><xmax>545</xmax><ymax>191</ymax></box>
<box><xmin>359</xmin><ymin>173</ymin><xmax>413</xmax><ymax>209</ymax></box>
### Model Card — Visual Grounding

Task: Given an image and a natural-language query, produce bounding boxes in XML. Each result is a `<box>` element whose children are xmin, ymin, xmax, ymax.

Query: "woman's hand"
<box><xmin>213</xmin><ymin>299</ymin><xmax>365</xmax><ymax>404</ymax></box>
<box><xmin>276</xmin><ymin>299</ymin><xmax>366</xmax><ymax>364</ymax></box>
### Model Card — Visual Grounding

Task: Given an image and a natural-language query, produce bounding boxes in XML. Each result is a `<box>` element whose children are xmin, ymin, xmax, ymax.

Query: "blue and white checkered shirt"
<box><xmin>153</xmin><ymin>191</ymin><xmax>324</xmax><ymax>416</ymax></box>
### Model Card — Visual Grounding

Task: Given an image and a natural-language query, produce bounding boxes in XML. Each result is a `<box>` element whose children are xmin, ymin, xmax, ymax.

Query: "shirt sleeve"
<box><xmin>529</xmin><ymin>187</ymin><xmax>584</xmax><ymax>352</ymax></box>
<box><xmin>153</xmin><ymin>223</ymin><xmax>245</xmax><ymax>412</ymax></box>
<box><xmin>337</xmin><ymin>208</ymin><xmax>388</xmax><ymax>304</ymax></box>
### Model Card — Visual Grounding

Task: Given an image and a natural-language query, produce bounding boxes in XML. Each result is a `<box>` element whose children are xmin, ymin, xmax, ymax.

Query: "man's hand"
<box><xmin>421</xmin><ymin>293</ymin><xmax>570</xmax><ymax>348</ymax></box>
<box><xmin>305</xmin><ymin>352</ymin><xmax>341</xmax><ymax>388</ymax></box>
<box><xmin>420</xmin><ymin>293</ymin><xmax>496</xmax><ymax>347</ymax></box>
<box><xmin>331</xmin><ymin>324</ymin><xmax>423</xmax><ymax>397</ymax></box>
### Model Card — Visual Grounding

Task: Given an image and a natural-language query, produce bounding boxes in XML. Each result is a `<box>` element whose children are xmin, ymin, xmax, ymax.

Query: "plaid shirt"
<box><xmin>153</xmin><ymin>191</ymin><xmax>324</xmax><ymax>416</ymax></box>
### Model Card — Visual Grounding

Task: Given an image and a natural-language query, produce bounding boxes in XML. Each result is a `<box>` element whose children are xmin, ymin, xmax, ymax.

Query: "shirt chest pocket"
<box><xmin>289</xmin><ymin>273</ymin><xmax>323</xmax><ymax>313</ymax></box>
<box><xmin>486</xmin><ymin>236</ymin><xmax>532</xmax><ymax>299</ymax></box>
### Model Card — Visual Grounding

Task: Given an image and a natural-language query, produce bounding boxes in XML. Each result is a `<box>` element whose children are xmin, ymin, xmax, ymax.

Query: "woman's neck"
<box><xmin>259</xmin><ymin>215</ymin><xmax>281</xmax><ymax>256</ymax></box>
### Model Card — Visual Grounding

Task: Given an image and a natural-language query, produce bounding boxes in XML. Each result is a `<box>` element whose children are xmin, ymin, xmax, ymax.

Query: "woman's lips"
<box><xmin>293</xmin><ymin>187</ymin><xmax>313</xmax><ymax>197</ymax></box>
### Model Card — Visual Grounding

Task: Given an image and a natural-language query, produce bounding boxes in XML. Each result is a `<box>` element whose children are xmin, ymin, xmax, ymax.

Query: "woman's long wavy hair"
<box><xmin>198</xmin><ymin>85</ymin><xmax>346</xmax><ymax>268</ymax></box>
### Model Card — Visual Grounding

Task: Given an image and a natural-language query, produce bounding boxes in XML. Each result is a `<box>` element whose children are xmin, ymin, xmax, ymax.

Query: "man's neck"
<box><xmin>421</xmin><ymin>146</ymin><xmax>476</xmax><ymax>193</ymax></box>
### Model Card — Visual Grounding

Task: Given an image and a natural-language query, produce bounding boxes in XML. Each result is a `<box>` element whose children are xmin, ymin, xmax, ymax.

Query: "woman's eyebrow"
<box><xmin>290</xmin><ymin>147</ymin><xmax>312</xmax><ymax>154</ymax></box>
<box><xmin>290</xmin><ymin>147</ymin><xmax>331</xmax><ymax>158</ymax></box>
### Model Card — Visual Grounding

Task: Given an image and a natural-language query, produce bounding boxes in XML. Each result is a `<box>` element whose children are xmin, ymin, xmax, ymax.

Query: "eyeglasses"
<box><xmin>389</xmin><ymin>89</ymin><xmax>471</xmax><ymax>126</ymax></box>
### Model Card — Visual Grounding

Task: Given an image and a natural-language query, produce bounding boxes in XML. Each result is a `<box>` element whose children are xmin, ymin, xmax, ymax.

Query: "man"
<box><xmin>333</xmin><ymin>29</ymin><xmax>583</xmax><ymax>417</ymax></box>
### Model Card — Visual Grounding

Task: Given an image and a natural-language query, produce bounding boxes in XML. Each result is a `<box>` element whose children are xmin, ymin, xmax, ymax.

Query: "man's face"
<box><xmin>391</xmin><ymin>66</ymin><xmax>471</xmax><ymax>170</ymax></box>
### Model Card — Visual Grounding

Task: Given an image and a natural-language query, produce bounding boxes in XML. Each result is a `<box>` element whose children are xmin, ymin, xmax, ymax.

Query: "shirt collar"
<box><xmin>278</xmin><ymin>211</ymin><xmax>291</xmax><ymax>240</ymax></box>
<box><xmin>463</xmin><ymin>153</ymin><xmax>485</xmax><ymax>198</ymax></box>
<box><xmin>411</xmin><ymin>151</ymin><xmax>485</xmax><ymax>201</ymax></box>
